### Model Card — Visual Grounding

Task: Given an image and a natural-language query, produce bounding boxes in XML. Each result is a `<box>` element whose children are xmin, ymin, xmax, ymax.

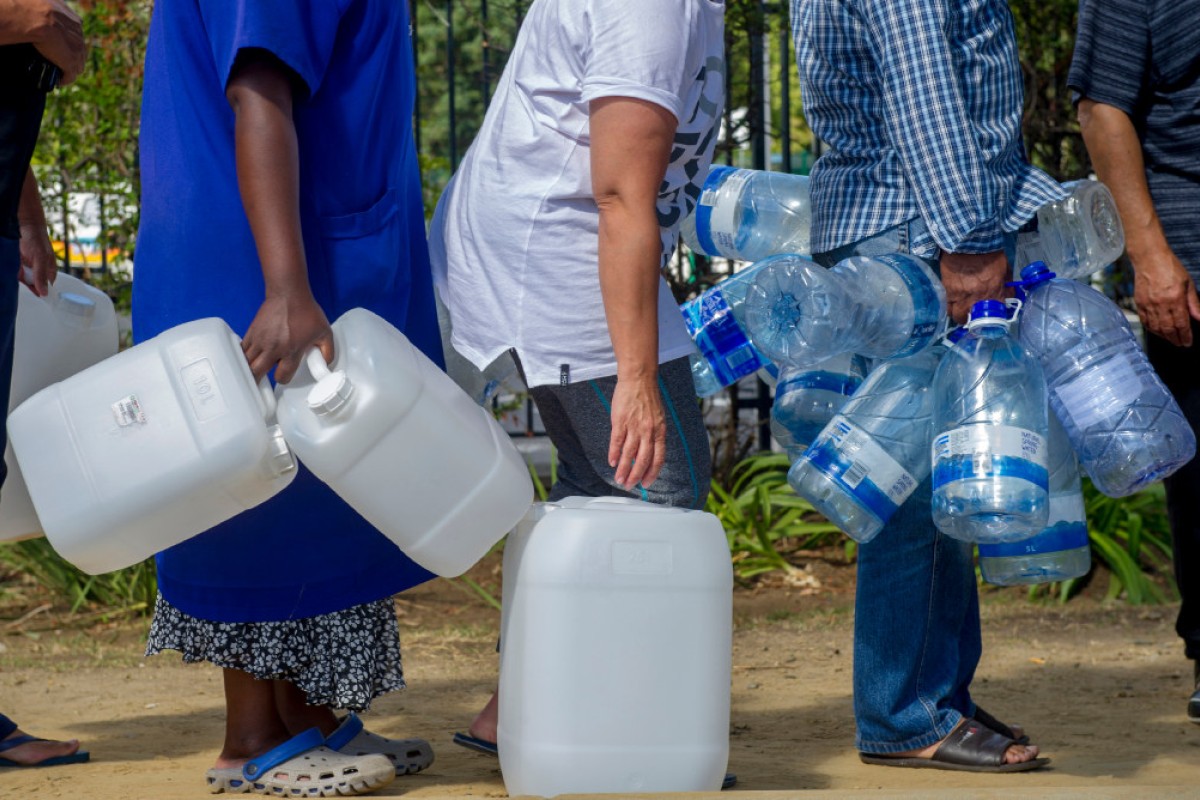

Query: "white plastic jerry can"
<box><xmin>7</xmin><ymin>317</ymin><xmax>296</xmax><ymax>574</ymax></box>
<box><xmin>1</xmin><ymin>273</ymin><xmax>119</xmax><ymax>542</ymax></box>
<box><xmin>274</xmin><ymin>307</ymin><xmax>534</xmax><ymax>577</ymax></box>
<box><xmin>497</xmin><ymin>497</ymin><xmax>733</xmax><ymax>798</ymax></box>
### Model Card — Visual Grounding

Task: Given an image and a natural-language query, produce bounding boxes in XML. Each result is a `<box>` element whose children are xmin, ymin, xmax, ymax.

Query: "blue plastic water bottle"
<box><xmin>680</xmin><ymin>260</ymin><xmax>776</xmax><ymax>397</ymax></box>
<box><xmin>680</xmin><ymin>166</ymin><xmax>812</xmax><ymax>262</ymax></box>
<box><xmin>770</xmin><ymin>354</ymin><xmax>868</xmax><ymax>461</ymax></box>
<box><xmin>787</xmin><ymin>348</ymin><xmax>939</xmax><ymax>543</ymax></box>
<box><xmin>931</xmin><ymin>300</ymin><xmax>1050</xmax><ymax>543</ymax></box>
<box><xmin>742</xmin><ymin>253</ymin><xmax>945</xmax><ymax>369</ymax></box>
<box><xmin>1015</xmin><ymin>261</ymin><xmax>1196</xmax><ymax>497</ymax></box>
<box><xmin>978</xmin><ymin>407</ymin><xmax>1090</xmax><ymax>585</ymax></box>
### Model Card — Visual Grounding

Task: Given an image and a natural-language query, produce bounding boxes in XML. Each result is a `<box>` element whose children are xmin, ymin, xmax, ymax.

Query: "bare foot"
<box><xmin>895</xmin><ymin>718</ymin><xmax>1039</xmax><ymax>765</ymax></box>
<box><xmin>1</xmin><ymin>729</ymin><xmax>83</xmax><ymax>766</ymax></box>
<box><xmin>468</xmin><ymin>691</ymin><xmax>499</xmax><ymax>744</ymax></box>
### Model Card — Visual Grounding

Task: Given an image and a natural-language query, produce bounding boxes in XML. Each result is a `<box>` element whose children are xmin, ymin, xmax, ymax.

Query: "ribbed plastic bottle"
<box><xmin>931</xmin><ymin>300</ymin><xmax>1050</xmax><ymax>543</ymax></box>
<box><xmin>1014</xmin><ymin>261</ymin><xmax>1196</xmax><ymax>497</ymax></box>
<box><xmin>787</xmin><ymin>348</ymin><xmax>939</xmax><ymax>543</ymax></box>
<box><xmin>977</xmin><ymin>407</ymin><xmax>1090</xmax><ymax>585</ymax></box>
<box><xmin>770</xmin><ymin>353</ymin><xmax>868</xmax><ymax>461</ymax></box>
<box><xmin>680</xmin><ymin>259</ymin><xmax>776</xmax><ymax>397</ymax></box>
<box><xmin>742</xmin><ymin>253</ymin><xmax>946</xmax><ymax>369</ymax></box>
<box><xmin>1015</xmin><ymin>179</ymin><xmax>1125</xmax><ymax>280</ymax></box>
<box><xmin>680</xmin><ymin>166</ymin><xmax>811</xmax><ymax>262</ymax></box>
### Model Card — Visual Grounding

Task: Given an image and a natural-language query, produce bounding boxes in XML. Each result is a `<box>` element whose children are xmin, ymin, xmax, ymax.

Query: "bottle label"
<box><xmin>778</xmin><ymin>370</ymin><xmax>862</xmax><ymax>397</ymax></box>
<box><xmin>804</xmin><ymin>415</ymin><xmax>919</xmax><ymax>521</ymax></box>
<box><xmin>694</xmin><ymin>166</ymin><xmax>750</xmax><ymax>259</ymax></box>
<box><xmin>978</xmin><ymin>510</ymin><xmax>1088</xmax><ymax>557</ymax></box>
<box><xmin>1052</xmin><ymin>350</ymin><xmax>1146</xmax><ymax>431</ymax></box>
<box><xmin>932</xmin><ymin>424</ymin><xmax>1049</xmax><ymax>489</ymax></box>
<box><xmin>681</xmin><ymin>288</ymin><xmax>768</xmax><ymax>387</ymax></box>
<box><xmin>874</xmin><ymin>254</ymin><xmax>943</xmax><ymax>357</ymax></box>
<box><xmin>112</xmin><ymin>394</ymin><xmax>147</xmax><ymax>427</ymax></box>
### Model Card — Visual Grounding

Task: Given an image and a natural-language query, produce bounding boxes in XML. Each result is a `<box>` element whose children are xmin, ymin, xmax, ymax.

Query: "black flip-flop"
<box><xmin>453</xmin><ymin>733</ymin><xmax>738</xmax><ymax>789</ymax></box>
<box><xmin>859</xmin><ymin>718</ymin><xmax>1049</xmax><ymax>773</ymax></box>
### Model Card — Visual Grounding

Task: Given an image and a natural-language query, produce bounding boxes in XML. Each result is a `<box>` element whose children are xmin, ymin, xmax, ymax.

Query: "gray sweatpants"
<box><xmin>527</xmin><ymin>356</ymin><xmax>711</xmax><ymax>509</ymax></box>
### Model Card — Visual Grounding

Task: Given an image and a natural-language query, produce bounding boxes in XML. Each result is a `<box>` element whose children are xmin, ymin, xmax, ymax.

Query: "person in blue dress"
<box><xmin>133</xmin><ymin>1</ymin><xmax>442</xmax><ymax>795</ymax></box>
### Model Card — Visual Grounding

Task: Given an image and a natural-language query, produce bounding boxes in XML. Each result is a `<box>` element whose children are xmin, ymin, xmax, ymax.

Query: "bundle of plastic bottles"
<box><xmin>676</xmin><ymin>168</ymin><xmax>1195</xmax><ymax>585</ymax></box>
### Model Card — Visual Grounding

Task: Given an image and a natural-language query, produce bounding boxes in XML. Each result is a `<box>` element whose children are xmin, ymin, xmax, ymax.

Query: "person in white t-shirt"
<box><xmin>431</xmin><ymin>0</ymin><xmax>726</xmax><ymax>756</ymax></box>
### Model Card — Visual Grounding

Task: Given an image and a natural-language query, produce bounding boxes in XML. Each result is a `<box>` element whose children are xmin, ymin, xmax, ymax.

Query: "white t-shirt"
<box><xmin>431</xmin><ymin>0</ymin><xmax>726</xmax><ymax>388</ymax></box>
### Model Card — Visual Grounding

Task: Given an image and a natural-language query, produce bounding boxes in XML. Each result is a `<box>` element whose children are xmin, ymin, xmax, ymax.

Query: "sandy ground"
<box><xmin>2</xmin><ymin>558</ymin><xmax>1199</xmax><ymax>799</ymax></box>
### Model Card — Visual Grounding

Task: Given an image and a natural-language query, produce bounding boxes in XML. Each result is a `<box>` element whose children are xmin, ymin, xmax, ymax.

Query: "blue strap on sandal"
<box><xmin>241</xmin><ymin>727</ymin><xmax>324</xmax><ymax>781</ymax></box>
<box><xmin>323</xmin><ymin>713</ymin><xmax>364</xmax><ymax>752</ymax></box>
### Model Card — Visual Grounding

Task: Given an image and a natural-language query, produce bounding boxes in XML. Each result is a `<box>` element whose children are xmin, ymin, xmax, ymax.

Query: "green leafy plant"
<box><xmin>1081</xmin><ymin>478</ymin><xmax>1175</xmax><ymax>603</ymax></box>
<box><xmin>706</xmin><ymin>451</ymin><xmax>842</xmax><ymax>581</ymax></box>
<box><xmin>0</xmin><ymin>538</ymin><xmax>156</xmax><ymax>616</ymax></box>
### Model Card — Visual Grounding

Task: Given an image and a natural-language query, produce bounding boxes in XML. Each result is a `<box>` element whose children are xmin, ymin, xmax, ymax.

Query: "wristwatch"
<box><xmin>26</xmin><ymin>51</ymin><xmax>62</xmax><ymax>92</ymax></box>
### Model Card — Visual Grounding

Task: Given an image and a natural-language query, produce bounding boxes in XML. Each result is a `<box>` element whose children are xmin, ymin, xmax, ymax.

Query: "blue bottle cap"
<box><xmin>968</xmin><ymin>299</ymin><xmax>1009</xmax><ymax>321</ymax></box>
<box><xmin>1018</xmin><ymin>261</ymin><xmax>1056</xmax><ymax>285</ymax></box>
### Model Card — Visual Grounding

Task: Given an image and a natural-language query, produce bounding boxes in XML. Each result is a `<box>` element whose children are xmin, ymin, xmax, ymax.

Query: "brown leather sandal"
<box><xmin>859</xmin><ymin>718</ymin><xmax>1049</xmax><ymax>773</ymax></box>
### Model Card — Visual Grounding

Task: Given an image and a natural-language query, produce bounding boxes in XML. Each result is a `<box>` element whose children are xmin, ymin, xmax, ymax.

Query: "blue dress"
<box><xmin>133</xmin><ymin>0</ymin><xmax>440</xmax><ymax>623</ymax></box>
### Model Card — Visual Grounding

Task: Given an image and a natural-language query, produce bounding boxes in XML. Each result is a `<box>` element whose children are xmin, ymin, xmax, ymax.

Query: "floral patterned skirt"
<box><xmin>145</xmin><ymin>592</ymin><xmax>405</xmax><ymax>711</ymax></box>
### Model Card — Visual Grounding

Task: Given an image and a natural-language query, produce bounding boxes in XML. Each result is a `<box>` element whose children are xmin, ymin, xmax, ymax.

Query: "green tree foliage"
<box><xmin>34</xmin><ymin>0</ymin><xmax>149</xmax><ymax>282</ymax></box>
<box><xmin>413</xmin><ymin>0</ymin><xmax>527</xmax><ymax>213</ymax></box>
<box><xmin>1009</xmin><ymin>0</ymin><xmax>1089</xmax><ymax>181</ymax></box>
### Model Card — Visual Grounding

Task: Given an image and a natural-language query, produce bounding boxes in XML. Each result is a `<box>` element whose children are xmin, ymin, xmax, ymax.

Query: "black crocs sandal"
<box><xmin>973</xmin><ymin>705</ymin><xmax>1030</xmax><ymax>745</ymax></box>
<box><xmin>859</xmin><ymin>718</ymin><xmax>1049</xmax><ymax>773</ymax></box>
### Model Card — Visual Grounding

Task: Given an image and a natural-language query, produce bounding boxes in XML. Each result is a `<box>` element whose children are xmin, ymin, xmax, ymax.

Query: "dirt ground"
<box><xmin>2</xmin><ymin>554</ymin><xmax>1198</xmax><ymax>799</ymax></box>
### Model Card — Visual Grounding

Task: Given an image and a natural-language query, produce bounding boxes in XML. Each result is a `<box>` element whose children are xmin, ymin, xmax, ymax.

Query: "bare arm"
<box><xmin>17</xmin><ymin>167</ymin><xmax>56</xmax><ymax>296</ymax></box>
<box><xmin>226</xmin><ymin>51</ymin><xmax>333</xmax><ymax>383</ymax></box>
<box><xmin>1078</xmin><ymin>98</ymin><xmax>1200</xmax><ymax>347</ymax></box>
<box><xmin>0</xmin><ymin>0</ymin><xmax>85</xmax><ymax>85</ymax></box>
<box><xmin>589</xmin><ymin>96</ymin><xmax>676</xmax><ymax>490</ymax></box>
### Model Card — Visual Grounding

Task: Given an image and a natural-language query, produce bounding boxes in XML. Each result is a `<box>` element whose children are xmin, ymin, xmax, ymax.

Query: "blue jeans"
<box><xmin>1</xmin><ymin>238</ymin><xmax>20</xmax><ymax>741</ymax></box>
<box><xmin>815</xmin><ymin>218</ymin><xmax>1014</xmax><ymax>753</ymax></box>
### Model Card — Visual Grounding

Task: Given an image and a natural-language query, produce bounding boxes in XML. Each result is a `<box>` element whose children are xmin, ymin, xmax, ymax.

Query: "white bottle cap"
<box><xmin>307</xmin><ymin>369</ymin><xmax>354</xmax><ymax>416</ymax></box>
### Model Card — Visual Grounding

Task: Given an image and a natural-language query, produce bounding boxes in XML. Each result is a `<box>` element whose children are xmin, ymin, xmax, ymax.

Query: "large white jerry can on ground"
<box><xmin>7</xmin><ymin>318</ymin><xmax>296</xmax><ymax>573</ymax></box>
<box><xmin>274</xmin><ymin>308</ymin><xmax>534</xmax><ymax>577</ymax></box>
<box><xmin>497</xmin><ymin>497</ymin><xmax>733</xmax><ymax>797</ymax></box>
<box><xmin>1</xmin><ymin>274</ymin><xmax>119</xmax><ymax>541</ymax></box>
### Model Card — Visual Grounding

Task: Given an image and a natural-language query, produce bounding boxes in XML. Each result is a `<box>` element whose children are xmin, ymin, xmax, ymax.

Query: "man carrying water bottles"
<box><xmin>791</xmin><ymin>0</ymin><xmax>1064</xmax><ymax>771</ymax></box>
<box><xmin>0</xmin><ymin>0</ymin><xmax>90</xmax><ymax>769</ymax></box>
<box><xmin>1070</xmin><ymin>0</ymin><xmax>1200</xmax><ymax>724</ymax></box>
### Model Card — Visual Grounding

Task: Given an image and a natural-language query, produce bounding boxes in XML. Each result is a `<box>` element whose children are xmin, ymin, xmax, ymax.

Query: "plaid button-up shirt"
<box><xmin>792</xmin><ymin>0</ymin><xmax>1065</xmax><ymax>259</ymax></box>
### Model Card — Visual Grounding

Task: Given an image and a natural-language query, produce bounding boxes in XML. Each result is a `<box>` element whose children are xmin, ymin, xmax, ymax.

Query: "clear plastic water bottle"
<box><xmin>1014</xmin><ymin>261</ymin><xmax>1196</xmax><ymax>497</ymax></box>
<box><xmin>680</xmin><ymin>260</ymin><xmax>776</xmax><ymax>397</ymax></box>
<box><xmin>743</xmin><ymin>253</ymin><xmax>946</xmax><ymax>369</ymax></box>
<box><xmin>787</xmin><ymin>348</ymin><xmax>939</xmax><ymax>543</ymax></box>
<box><xmin>770</xmin><ymin>353</ymin><xmax>868</xmax><ymax>461</ymax></box>
<box><xmin>977</xmin><ymin>408</ymin><xmax>1090</xmax><ymax>585</ymax></box>
<box><xmin>1015</xmin><ymin>179</ymin><xmax>1125</xmax><ymax>280</ymax></box>
<box><xmin>931</xmin><ymin>300</ymin><xmax>1050</xmax><ymax>543</ymax></box>
<box><xmin>680</xmin><ymin>166</ymin><xmax>811</xmax><ymax>262</ymax></box>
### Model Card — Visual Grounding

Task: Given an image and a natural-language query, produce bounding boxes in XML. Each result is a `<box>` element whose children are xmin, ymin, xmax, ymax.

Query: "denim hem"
<box><xmin>855</xmin><ymin>709</ymin><xmax>965</xmax><ymax>755</ymax></box>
